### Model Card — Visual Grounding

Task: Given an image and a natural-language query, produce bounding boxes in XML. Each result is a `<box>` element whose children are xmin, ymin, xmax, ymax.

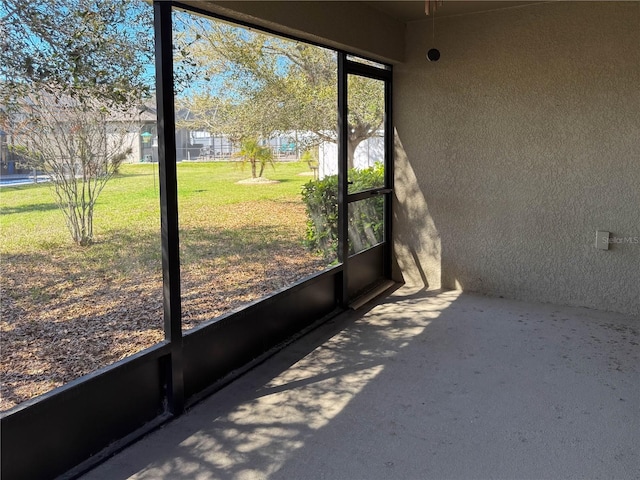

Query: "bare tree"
<box><xmin>1</xmin><ymin>0</ymin><xmax>153</xmax><ymax>246</ymax></box>
<box><xmin>7</xmin><ymin>93</ymin><xmax>134</xmax><ymax>245</ymax></box>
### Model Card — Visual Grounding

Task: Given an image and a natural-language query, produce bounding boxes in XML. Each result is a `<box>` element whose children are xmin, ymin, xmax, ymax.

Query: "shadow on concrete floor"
<box><xmin>82</xmin><ymin>288</ymin><xmax>640</xmax><ymax>480</ymax></box>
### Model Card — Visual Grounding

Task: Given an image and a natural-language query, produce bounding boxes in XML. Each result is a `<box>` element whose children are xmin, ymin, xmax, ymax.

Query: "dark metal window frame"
<box><xmin>157</xmin><ymin>2</ymin><xmax>395</xmax><ymax>400</ymax></box>
<box><xmin>155</xmin><ymin>0</ymin><xmax>185</xmax><ymax>415</ymax></box>
<box><xmin>0</xmin><ymin>3</ymin><xmax>393</xmax><ymax>479</ymax></box>
<box><xmin>339</xmin><ymin>55</ymin><xmax>394</xmax><ymax>302</ymax></box>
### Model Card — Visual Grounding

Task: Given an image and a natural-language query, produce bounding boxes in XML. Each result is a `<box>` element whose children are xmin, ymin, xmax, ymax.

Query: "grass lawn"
<box><xmin>0</xmin><ymin>161</ymin><xmax>328</xmax><ymax>410</ymax></box>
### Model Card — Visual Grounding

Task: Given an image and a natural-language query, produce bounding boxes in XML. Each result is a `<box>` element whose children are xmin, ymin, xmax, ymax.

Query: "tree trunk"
<box><xmin>347</xmin><ymin>140</ymin><xmax>357</xmax><ymax>170</ymax></box>
<box><xmin>251</xmin><ymin>159</ymin><xmax>257</xmax><ymax>178</ymax></box>
<box><xmin>347</xmin><ymin>120</ymin><xmax>380</xmax><ymax>170</ymax></box>
<box><xmin>347</xmin><ymin>136</ymin><xmax>367</xmax><ymax>170</ymax></box>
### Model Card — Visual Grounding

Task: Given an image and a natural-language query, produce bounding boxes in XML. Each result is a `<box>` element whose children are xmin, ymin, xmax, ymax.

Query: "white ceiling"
<box><xmin>364</xmin><ymin>1</ymin><xmax>544</xmax><ymax>23</ymax></box>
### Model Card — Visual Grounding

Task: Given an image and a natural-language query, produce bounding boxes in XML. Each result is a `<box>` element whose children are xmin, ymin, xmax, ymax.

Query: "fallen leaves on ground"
<box><xmin>0</xmin><ymin>202</ymin><xmax>329</xmax><ymax>411</ymax></box>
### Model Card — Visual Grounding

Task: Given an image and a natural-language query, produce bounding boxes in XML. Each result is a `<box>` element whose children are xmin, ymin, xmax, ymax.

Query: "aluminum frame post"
<box><xmin>154</xmin><ymin>0</ymin><xmax>184</xmax><ymax>414</ymax></box>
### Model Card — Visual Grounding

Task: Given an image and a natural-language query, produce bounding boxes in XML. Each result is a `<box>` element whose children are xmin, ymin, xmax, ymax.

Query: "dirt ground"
<box><xmin>0</xmin><ymin>249</ymin><xmax>326</xmax><ymax>411</ymax></box>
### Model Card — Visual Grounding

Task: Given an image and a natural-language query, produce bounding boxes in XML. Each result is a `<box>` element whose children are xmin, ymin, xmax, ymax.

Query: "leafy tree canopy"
<box><xmin>174</xmin><ymin>13</ymin><xmax>384</xmax><ymax>165</ymax></box>
<box><xmin>1</xmin><ymin>0</ymin><xmax>154</xmax><ymax>109</ymax></box>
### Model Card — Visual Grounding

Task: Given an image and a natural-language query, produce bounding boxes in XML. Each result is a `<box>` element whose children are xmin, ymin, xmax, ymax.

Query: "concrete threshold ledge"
<box><xmin>82</xmin><ymin>288</ymin><xmax>639</xmax><ymax>480</ymax></box>
<box><xmin>349</xmin><ymin>279</ymin><xmax>397</xmax><ymax>310</ymax></box>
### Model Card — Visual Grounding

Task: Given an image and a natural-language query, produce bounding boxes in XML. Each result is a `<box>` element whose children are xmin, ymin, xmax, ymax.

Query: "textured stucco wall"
<box><xmin>394</xmin><ymin>2</ymin><xmax>640</xmax><ymax>315</ymax></box>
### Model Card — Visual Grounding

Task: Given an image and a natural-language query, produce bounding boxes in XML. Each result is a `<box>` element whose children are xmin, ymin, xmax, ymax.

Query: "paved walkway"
<box><xmin>82</xmin><ymin>288</ymin><xmax>639</xmax><ymax>480</ymax></box>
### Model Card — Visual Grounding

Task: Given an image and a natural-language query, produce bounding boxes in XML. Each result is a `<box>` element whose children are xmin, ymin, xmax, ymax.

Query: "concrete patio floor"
<box><xmin>82</xmin><ymin>287</ymin><xmax>639</xmax><ymax>480</ymax></box>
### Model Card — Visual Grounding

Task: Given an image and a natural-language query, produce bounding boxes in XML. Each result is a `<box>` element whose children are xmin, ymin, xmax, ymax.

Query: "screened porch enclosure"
<box><xmin>1</xmin><ymin>2</ymin><xmax>395</xmax><ymax>479</ymax></box>
<box><xmin>1</xmin><ymin>2</ymin><xmax>638</xmax><ymax>479</ymax></box>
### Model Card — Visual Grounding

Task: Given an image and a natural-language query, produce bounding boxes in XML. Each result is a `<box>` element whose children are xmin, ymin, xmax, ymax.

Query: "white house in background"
<box><xmin>318</xmin><ymin>133</ymin><xmax>385</xmax><ymax>178</ymax></box>
<box><xmin>119</xmin><ymin>108</ymin><xmax>157</xmax><ymax>164</ymax></box>
<box><xmin>124</xmin><ymin>106</ymin><xmax>200</xmax><ymax>163</ymax></box>
<box><xmin>122</xmin><ymin>102</ymin><xmax>386</xmax><ymax>174</ymax></box>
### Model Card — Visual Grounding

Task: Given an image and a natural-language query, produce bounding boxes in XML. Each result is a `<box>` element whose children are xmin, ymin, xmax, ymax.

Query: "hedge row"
<box><xmin>301</xmin><ymin>163</ymin><xmax>384</xmax><ymax>260</ymax></box>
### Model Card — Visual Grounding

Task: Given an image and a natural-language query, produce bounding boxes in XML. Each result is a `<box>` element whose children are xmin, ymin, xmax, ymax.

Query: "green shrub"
<box><xmin>301</xmin><ymin>173</ymin><xmax>339</xmax><ymax>259</ymax></box>
<box><xmin>302</xmin><ymin>162</ymin><xmax>384</xmax><ymax>260</ymax></box>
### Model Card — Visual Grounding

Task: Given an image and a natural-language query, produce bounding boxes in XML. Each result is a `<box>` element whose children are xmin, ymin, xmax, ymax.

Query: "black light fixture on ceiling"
<box><xmin>425</xmin><ymin>0</ymin><xmax>442</xmax><ymax>62</ymax></box>
<box><xmin>427</xmin><ymin>48</ymin><xmax>441</xmax><ymax>61</ymax></box>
